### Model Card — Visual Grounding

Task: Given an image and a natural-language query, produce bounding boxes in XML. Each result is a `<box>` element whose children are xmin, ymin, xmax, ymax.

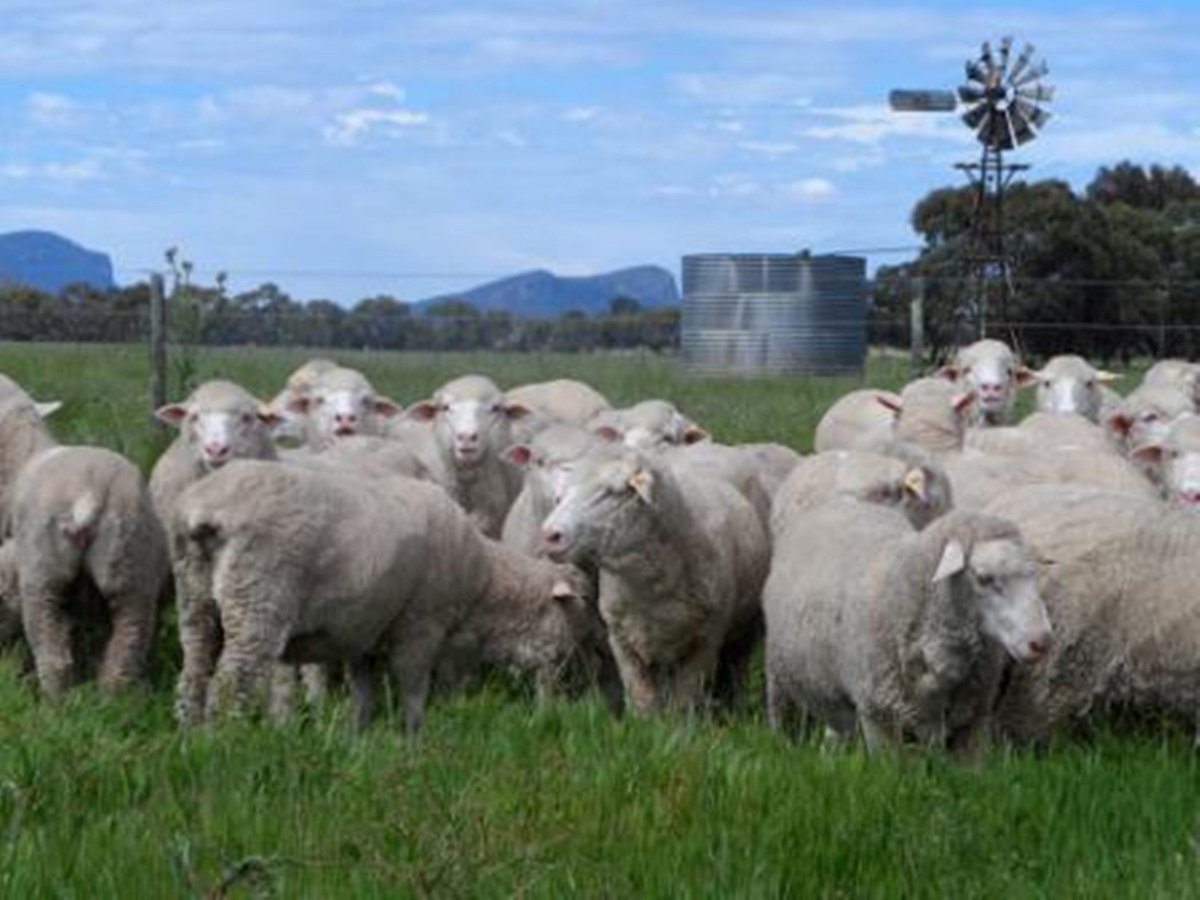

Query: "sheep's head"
<box><xmin>407</xmin><ymin>375</ymin><xmax>528</xmax><ymax>468</ymax></box>
<box><xmin>156</xmin><ymin>380</ymin><xmax>280</xmax><ymax>470</ymax></box>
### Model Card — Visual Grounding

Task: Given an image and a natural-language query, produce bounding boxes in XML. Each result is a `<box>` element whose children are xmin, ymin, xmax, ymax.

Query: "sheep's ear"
<box><xmin>256</xmin><ymin>406</ymin><xmax>284</xmax><ymax>428</ymax></box>
<box><xmin>628</xmin><ymin>467</ymin><xmax>654</xmax><ymax>504</ymax></box>
<box><xmin>951</xmin><ymin>391</ymin><xmax>976</xmax><ymax>413</ymax></box>
<box><xmin>154</xmin><ymin>403</ymin><xmax>188</xmax><ymax>426</ymax></box>
<box><xmin>34</xmin><ymin>400</ymin><xmax>62</xmax><ymax>418</ymax></box>
<box><xmin>1014</xmin><ymin>366</ymin><xmax>1041</xmax><ymax>388</ymax></box>
<box><xmin>1095</xmin><ymin>370</ymin><xmax>1120</xmax><ymax>384</ymax></box>
<box><xmin>1129</xmin><ymin>443</ymin><xmax>1165</xmax><ymax>465</ymax></box>
<box><xmin>935</xmin><ymin>364</ymin><xmax>962</xmax><ymax>383</ymax></box>
<box><xmin>504</xmin><ymin>402</ymin><xmax>532</xmax><ymax>420</ymax></box>
<box><xmin>502</xmin><ymin>444</ymin><xmax>534</xmax><ymax>468</ymax></box>
<box><xmin>286</xmin><ymin>394</ymin><xmax>312</xmax><ymax>415</ymax></box>
<box><xmin>876</xmin><ymin>394</ymin><xmax>902</xmax><ymax>415</ymax></box>
<box><xmin>1107</xmin><ymin>412</ymin><xmax>1133</xmax><ymax>437</ymax></box>
<box><xmin>594</xmin><ymin>425</ymin><xmax>622</xmax><ymax>443</ymax></box>
<box><xmin>372</xmin><ymin>396</ymin><xmax>402</xmax><ymax>418</ymax></box>
<box><xmin>682</xmin><ymin>424</ymin><xmax>709</xmax><ymax>444</ymax></box>
<box><xmin>901</xmin><ymin>467</ymin><xmax>927</xmax><ymax>503</ymax></box>
<box><xmin>404</xmin><ymin>399</ymin><xmax>439</xmax><ymax>422</ymax></box>
<box><xmin>932</xmin><ymin>540</ymin><xmax>966</xmax><ymax>582</ymax></box>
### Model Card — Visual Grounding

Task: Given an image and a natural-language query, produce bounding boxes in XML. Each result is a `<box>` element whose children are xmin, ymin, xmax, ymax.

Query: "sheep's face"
<box><xmin>157</xmin><ymin>382</ymin><xmax>279</xmax><ymax>470</ymax></box>
<box><xmin>504</xmin><ymin>425</ymin><xmax>596</xmax><ymax>506</ymax></box>
<box><xmin>409</xmin><ymin>376</ymin><xmax>528</xmax><ymax>468</ymax></box>
<box><xmin>942</xmin><ymin>340</ymin><xmax>1022</xmax><ymax>420</ymax></box>
<box><xmin>1131</xmin><ymin>416</ymin><xmax>1200</xmax><ymax>506</ymax></box>
<box><xmin>518</xmin><ymin>564</ymin><xmax>599</xmax><ymax>670</ymax></box>
<box><xmin>593</xmin><ymin>401</ymin><xmax>708</xmax><ymax>451</ymax></box>
<box><xmin>937</xmin><ymin>537</ymin><xmax>1051</xmax><ymax>664</ymax></box>
<box><xmin>1033</xmin><ymin>356</ymin><xmax>1116</xmax><ymax>422</ymax></box>
<box><xmin>540</xmin><ymin>450</ymin><xmax>653</xmax><ymax>562</ymax></box>
<box><xmin>295</xmin><ymin>369</ymin><xmax>400</xmax><ymax>447</ymax></box>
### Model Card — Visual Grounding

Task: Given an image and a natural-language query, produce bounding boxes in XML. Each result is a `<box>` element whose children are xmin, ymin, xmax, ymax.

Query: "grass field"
<box><xmin>1</xmin><ymin>342</ymin><xmax>1196</xmax><ymax>898</ymax></box>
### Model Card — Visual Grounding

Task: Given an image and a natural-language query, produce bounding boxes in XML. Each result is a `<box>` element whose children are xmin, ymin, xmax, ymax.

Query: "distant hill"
<box><xmin>419</xmin><ymin>265</ymin><xmax>679</xmax><ymax>318</ymax></box>
<box><xmin>0</xmin><ymin>230</ymin><xmax>115</xmax><ymax>294</ymax></box>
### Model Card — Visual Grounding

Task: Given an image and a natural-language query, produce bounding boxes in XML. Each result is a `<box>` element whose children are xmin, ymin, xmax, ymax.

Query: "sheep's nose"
<box><xmin>1181</xmin><ymin>490</ymin><xmax>1200</xmax><ymax>505</ymax></box>
<box><xmin>1026</xmin><ymin>634</ymin><xmax>1053</xmax><ymax>661</ymax></box>
<box><xmin>203</xmin><ymin>441</ymin><xmax>230</xmax><ymax>461</ymax></box>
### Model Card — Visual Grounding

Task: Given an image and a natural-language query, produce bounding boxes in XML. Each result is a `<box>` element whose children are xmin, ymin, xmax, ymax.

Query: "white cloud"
<box><xmin>738</xmin><ymin>141</ymin><xmax>799</xmax><ymax>158</ymax></box>
<box><xmin>25</xmin><ymin>92</ymin><xmax>87</xmax><ymax>127</ymax></box>
<box><xmin>494</xmin><ymin>128</ymin><xmax>529</xmax><ymax>149</ymax></box>
<box><xmin>562</xmin><ymin>105</ymin><xmax>603</xmax><ymax>123</ymax></box>
<box><xmin>785</xmin><ymin>178</ymin><xmax>838</xmax><ymax>201</ymax></box>
<box><xmin>673</xmin><ymin>72</ymin><xmax>813</xmax><ymax>107</ymax></box>
<box><xmin>804</xmin><ymin>104</ymin><xmax>966</xmax><ymax>146</ymax></box>
<box><xmin>324</xmin><ymin>108</ymin><xmax>430</xmax><ymax>146</ymax></box>
<box><xmin>0</xmin><ymin>159</ymin><xmax>105</xmax><ymax>183</ymax></box>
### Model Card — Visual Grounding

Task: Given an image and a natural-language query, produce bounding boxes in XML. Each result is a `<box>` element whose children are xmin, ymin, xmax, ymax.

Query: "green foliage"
<box><xmin>0</xmin><ymin>342</ymin><xmax>1197</xmax><ymax>896</ymax></box>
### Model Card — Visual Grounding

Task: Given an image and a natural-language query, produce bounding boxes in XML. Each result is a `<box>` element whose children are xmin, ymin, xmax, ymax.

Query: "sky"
<box><xmin>0</xmin><ymin>0</ymin><xmax>1197</xmax><ymax>305</ymax></box>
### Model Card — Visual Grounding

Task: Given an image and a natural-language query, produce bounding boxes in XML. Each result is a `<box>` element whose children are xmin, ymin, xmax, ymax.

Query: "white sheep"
<box><xmin>588</xmin><ymin>399</ymin><xmax>709</xmax><ymax>450</ymax></box>
<box><xmin>812</xmin><ymin>389</ymin><xmax>900</xmax><ymax>453</ymax></box>
<box><xmin>504</xmin><ymin>378</ymin><xmax>611</xmax><ymax>444</ymax></box>
<box><xmin>287</xmin><ymin>365</ymin><xmax>401</xmax><ymax>450</ymax></box>
<box><xmin>984</xmin><ymin>485</ymin><xmax>1200</xmax><ymax>742</ymax></box>
<box><xmin>393</xmin><ymin>374</ymin><xmax>528</xmax><ymax>537</ymax></box>
<box><xmin>500</xmin><ymin>423</ymin><xmax>599</xmax><ymax>555</ymax></box>
<box><xmin>1141</xmin><ymin>359</ymin><xmax>1200</xmax><ymax>409</ymax></box>
<box><xmin>1029</xmin><ymin>354</ymin><xmax>1121</xmax><ymax>423</ymax></box>
<box><xmin>0</xmin><ymin>378</ymin><xmax>168</xmax><ymax>696</ymax></box>
<box><xmin>1128</xmin><ymin>413</ymin><xmax>1200</xmax><ymax>505</ymax></box>
<box><xmin>1106</xmin><ymin>382</ymin><xmax>1193</xmax><ymax>453</ymax></box>
<box><xmin>965</xmin><ymin>412</ymin><xmax>1117</xmax><ymax>459</ymax></box>
<box><xmin>171</xmin><ymin>461</ymin><xmax>491</xmax><ymax>732</ymax></box>
<box><xmin>540</xmin><ymin>444</ymin><xmax>769</xmax><ymax>714</ymax></box>
<box><xmin>764</xmin><ymin>501</ymin><xmax>1051</xmax><ymax>751</ymax></box>
<box><xmin>150</xmin><ymin>380</ymin><xmax>281</xmax><ymax>521</ymax></box>
<box><xmin>938</xmin><ymin>339</ymin><xmax>1035</xmax><ymax>426</ymax></box>
<box><xmin>263</xmin><ymin>358</ymin><xmax>340</xmax><ymax>445</ymax></box>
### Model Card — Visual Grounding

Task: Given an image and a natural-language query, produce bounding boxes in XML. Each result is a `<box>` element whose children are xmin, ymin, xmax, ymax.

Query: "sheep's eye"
<box><xmin>187</xmin><ymin>412</ymin><xmax>199</xmax><ymax>423</ymax></box>
<box><xmin>313</xmin><ymin>396</ymin><xmax>326</xmax><ymax>407</ymax></box>
<box><xmin>491</xmin><ymin>403</ymin><xmax>503</xmax><ymax>414</ymax></box>
<box><xmin>975</xmin><ymin>573</ymin><xmax>996</xmax><ymax>588</ymax></box>
<box><xmin>240</xmin><ymin>412</ymin><xmax>253</xmax><ymax>425</ymax></box>
<box><xmin>1086</xmin><ymin>380</ymin><xmax>1096</xmax><ymax>389</ymax></box>
<box><xmin>361</xmin><ymin>396</ymin><xmax>372</xmax><ymax>408</ymax></box>
<box><xmin>1142</xmin><ymin>412</ymin><xmax>1160</xmax><ymax>422</ymax></box>
<box><xmin>438</xmin><ymin>403</ymin><xmax>450</xmax><ymax>413</ymax></box>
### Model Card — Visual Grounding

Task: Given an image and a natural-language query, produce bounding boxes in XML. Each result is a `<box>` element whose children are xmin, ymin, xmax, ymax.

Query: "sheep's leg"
<box><xmin>268</xmin><ymin>665</ymin><xmax>299</xmax><ymax>724</ymax></box>
<box><xmin>386</xmin><ymin>629</ymin><xmax>444</xmax><ymax>734</ymax></box>
<box><xmin>859</xmin><ymin>712</ymin><xmax>899</xmax><ymax>754</ymax></box>
<box><xmin>21</xmin><ymin>590</ymin><xmax>75</xmax><ymax>698</ymax></box>
<box><xmin>97</xmin><ymin>592</ymin><xmax>156</xmax><ymax>692</ymax></box>
<box><xmin>205</xmin><ymin>592</ymin><xmax>285</xmax><ymax>724</ymax></box>
<box><xmin>765</xmin><ymin>666</ymin><xmax>795</xmax><ymax>735</ymax></box>
<box><xmin>607</xmin><ymin>636</ymin><xmax>656</xmax><ymax>715</ymax></box>
<box><xmin>300</xmin><ymin>664</ymin><xmax>331</xmax><ymax>706</ymax></box>
<box><xmin>348</xmin><ymin>659</ymin><xmax>380</xmax><ymax>732</ymax></box>
<box><xmin>174</xmin><ymin>594</ymin><xmax>221</xmax><ymax>728</ymax></box>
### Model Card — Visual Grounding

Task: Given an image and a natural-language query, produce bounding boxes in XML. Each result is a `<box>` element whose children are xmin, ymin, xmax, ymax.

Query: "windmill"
<box><xmin>890</xmin><ymin>36</ymin><xmax>1054</xmax><ymax>340</ymax></box>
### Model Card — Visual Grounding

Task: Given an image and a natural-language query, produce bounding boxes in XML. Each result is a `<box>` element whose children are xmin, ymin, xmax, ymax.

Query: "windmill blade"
<box><xmin>962</xmin><ymin>102</ymin><xmax>989</xmax><ymax>129</ymax></box>
<box><xmin>1002</xmin><ymin>109</ymin><xmax>1019</xmax><ymax>149</ymax></box>
<box><xmin>1008</xmin><ymin>43</ymin><xmax>1036</xmax><ymax>84</ymax></box>
<box><xmin>1014</xmin><ymin>99</ymin><xmax>1051</xmax><ymax>130</ymax></box>
<box><xmin>980</xmin><ymin>41</ymin><xmax>995</xmax><ymax>79</ymax></box>
<box><xmin>1014</xmin><ymin>59</ymin><xmax>1049</xmax><ymax>87</ymax></box>
<box><xmin>1016</xmin><ymin>83</ymin><xmax>1055</xmax><ymax>103</ymax></box>
<box><xmin>965</xmin><ymin>58</ymin><xmax>988</xmax><ymax>84</ymax></box>
<box><xmin>996</xmin><ymin>36</ymin><xmax>1013</xmax><ymax>82</ymax></box>
<box><xmin>1011</xmin><ymin>110</ymin><xmax>1036</xmax><ymax>145</ymax></box>
<box><xmin>957</xmin><ymin>84</ymin><xmax>985</xmax><ymax>104</ymax></box>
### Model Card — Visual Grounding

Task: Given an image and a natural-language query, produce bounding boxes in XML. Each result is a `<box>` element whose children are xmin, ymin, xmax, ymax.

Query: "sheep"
<box><xmin>764</xmin><ymin>501</ymin><xmax>1051</xmax><ymax>751</ymax></box>
<box><xmin>434</xmin><ymin>539</ymin><xmax>609</xmax><ymax>700</ymax></box>
<box><xmin>588</xmin><ymin>399</ymin><xmax>709</xmax><ymax>450</ymax></box>
<box><xmin>1030</xmin><ymin>354</ymin><xmax>1121</xmax><ymax>423</ymax></box>
<box><xmin>392</xmin><ymin>374</ymin><xmax>528</xmax><ymax>537</ymax></box>
<box><xmin>813</xmin><ymin>389</ymin><xmax>900</xmax><ymax>452</ymax></box>
<box><xmin>504</xmin><ymin>378</ymin><xmax>611</xmax><ymax>444</ymax></box>
<box><xmin>770</xmin><ymin>447</ymin><xmax>952</xmax><ymax>535</ymax></box>
<box><xmin>1141</xmin><ymin>359</ymin><xmax>1200</xmax><ymax>409</ymax></box>
<box><xmin>501</xmin><ymin>423</ymin><xmax>599</xmax><ymax>555</ymax></box>
<box><xmin>965</xmin><ymin>412</ymin><xmax>1117</xmax><ymax>458</ymax></box>
<box><xmin>983</xmin><ymin>485</ymin><xmax>1200</xmax><ymax>742</ymax></box>
<box><xmin>938</xmin><ymin>338</ymin><xmax>1035</xmax><ymax>426</ymax></box>
<box><xmin>287</xmin><ymin>365</ymin><xmax>402</xmax><ymax>450</ymax></box>
<box><xmin>1128</xmin><ymin>414</ymin><xmax>1200</xmax><ymax>505</ymax></box>
<box><xmin>171</xmin><ymin>460</ymin><xmax>491</xmax><ymax>732</ymax></box>
<box><xmin>149</xmin><ymin>380</ymin><xmax>281</xmax><ymax>522</ymax></box>
<box><xmin>283</xmin><ymin>434</ymin><xmax>430</xmax><ymax>483</ymax></box>
<box><xmin>0</xmin><ymin>379</ymin><xmax>168</xmax><ymax>696</ymax></box>
<box><xmin>1106</xmin><ymin>382</ymin><xmax>1193</xmax><ymax>453</ymax></box>
<box><xmin>263</xmin><ymin>358</ymin><xmax>340</xmax><ymax>445</ymax></box>
<box><xmin>540</xmin><ymin>444</ymin><xmax>769</xmax><ymax>714</ymax></box>
<box><xmin>878</xmin><ymin>377</ymin><xmax>976</xmax><ymax>454</ymax></box>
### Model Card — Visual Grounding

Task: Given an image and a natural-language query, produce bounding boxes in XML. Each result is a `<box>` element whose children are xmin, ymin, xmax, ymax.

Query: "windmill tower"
<box><xmin>890</xmin><ymin>37</ymin><xmax>1054</xmax><ymax>340</ymax></box>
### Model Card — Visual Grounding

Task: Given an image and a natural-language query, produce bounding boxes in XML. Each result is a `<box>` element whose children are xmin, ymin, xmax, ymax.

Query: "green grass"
<box><xmin>1</xmin><ymin>342</ymin><xmax>1196</xmax><ymax>898</ymax></box>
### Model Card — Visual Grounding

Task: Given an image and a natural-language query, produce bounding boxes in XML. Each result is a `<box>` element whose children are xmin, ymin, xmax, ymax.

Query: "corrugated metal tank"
<box><xmin>681</xmin><ymin>252</ymin><xmax>867</xmax><ymax>375</ymax></box>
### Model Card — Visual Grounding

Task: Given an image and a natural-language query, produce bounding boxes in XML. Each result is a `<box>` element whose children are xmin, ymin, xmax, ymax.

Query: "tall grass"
<box><xmin>0</xmin><ymin>342</ymin><xmax>1195</xmax><ymax>898</ymax></box>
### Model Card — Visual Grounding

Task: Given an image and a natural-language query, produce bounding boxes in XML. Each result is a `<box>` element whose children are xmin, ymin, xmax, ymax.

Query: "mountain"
<box><xmin>0</xmin><ymin>230</ymin><xmax>115</xmax><ymax>294</ymax></box>
<box><xmin>419</xmin><ymin>265</ymin><xmax>679</xmax><ymax>318</ymax></box>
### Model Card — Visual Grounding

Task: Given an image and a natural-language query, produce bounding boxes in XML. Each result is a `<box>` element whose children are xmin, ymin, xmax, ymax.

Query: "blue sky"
<box><xmin>1</xmin><ymin>1</ymin><xmax>1197</xmax><ymax>304</ymax></box>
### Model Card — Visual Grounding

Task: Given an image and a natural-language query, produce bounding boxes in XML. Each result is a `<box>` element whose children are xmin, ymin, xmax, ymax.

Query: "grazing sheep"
<box><xmin>770</xmin><ymin>448</ymin><xmax>952</xmax><ymax>535</ymax></box>
<box><xmin>764</xmin><ymin>502</ymin><xmax>1051</xmax><ymax>751</ymax></box>
<box><xmin>263</xmin><ymin>358</ymin><xmax>340</xmax><ymax>445</ymax></box>
<box><xmin>501</xmin><ymin>424</ymin><xmax>599</xmax><ymax>554</ymax></box>
<box><xmin>938</xmin><ymin>339</ymin><xmax>1034</xmax><ymax>426</ymax></box>
<box><xmin>984</xmin><ymin>485</ymin><xmax>1200</xmax><ymax>742</ymax></box>
<box><xmin>588</xmin><ymin>399</ymin><xmax>709</xmax><ymax>450</ymax></box>
<box><xmin>0</xmin><ymin>379</ymin><xmax>168</xmax><ymax>696</ymax></box>
<box><xmin>1030</xmin><ymin>354</ymin><xmax>1121</xmax><ymax>423</ymax></box>
<box><xmin>504</xmin><ymin>379</ymin><xmax>611</xmax><ymax>443</ymax></box>
<box><xmin>150</xmin><ymin>380</ymin><xmax>281</xmax><ymax>521</ymax></box>
<box><xmin>1107</xmin><ymin>382</ymin><xmax>1193</xmax><ymax>453</ymax></box>
<box><xmin>540</xmin><ymin>445</ymin><xmax>769</xmax><ymax>714</ymax></box>
<box><xmin>393</xmin><ymin>375</ymin><xmax>528</xmax><ymax>537</ymax></box>
<box><xmin>1128</xmin><ymin>414</ymin><xmax>1200</xmax><ymax>505</ymax></box>
<box><xmin>287</xmin><ymin>366</ymin><xmax>401</xmax><ymax>450</ymax></box>
<box><xmin>813</xmin><ymin>389</ymin><xmax>900</xmax><ymax>452</ymax></box>
<box><xmin>171</xmin><ymin>461</ymin><xmax>490</xmax><ymax>732</ymax></box>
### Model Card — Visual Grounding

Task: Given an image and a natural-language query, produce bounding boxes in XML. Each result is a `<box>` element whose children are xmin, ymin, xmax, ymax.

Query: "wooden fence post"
<box><xmin>150</xmin><ymin>272</ymin><xmax>168</xmax><ymax>426</ymax></box>
<box><xmin>910</xmin><ymin>276</ymin><xmax>925</xmax><ymax>376</ymax></box>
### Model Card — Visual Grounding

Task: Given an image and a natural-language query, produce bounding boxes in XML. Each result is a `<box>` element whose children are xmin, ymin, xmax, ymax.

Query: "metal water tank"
<box><xmin>681</xmin><ymin>252</ymin><xmax>866</xmax><ymax>375</ymax></box>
